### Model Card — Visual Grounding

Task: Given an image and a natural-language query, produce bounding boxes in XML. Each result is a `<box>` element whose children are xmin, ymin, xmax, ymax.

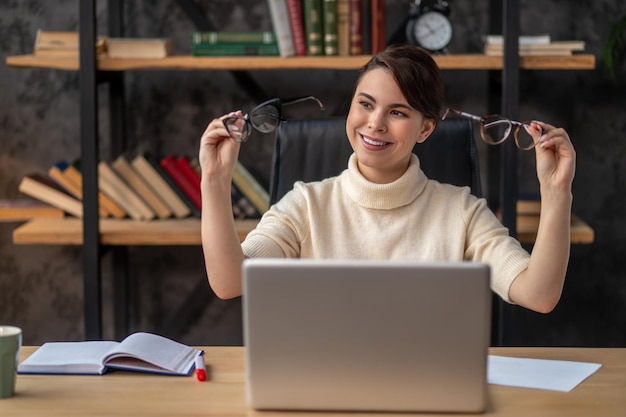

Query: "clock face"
<box><xmin>413</xmin><ymin>11</ymin><xmax>453</xmax><ymax>51</ymax></box>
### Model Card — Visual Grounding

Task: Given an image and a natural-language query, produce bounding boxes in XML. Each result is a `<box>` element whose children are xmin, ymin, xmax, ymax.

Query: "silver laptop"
<box><xmin>242</xmin><ymin>258</ymin><xmax>492</xmax><ymax>413</ymax></box>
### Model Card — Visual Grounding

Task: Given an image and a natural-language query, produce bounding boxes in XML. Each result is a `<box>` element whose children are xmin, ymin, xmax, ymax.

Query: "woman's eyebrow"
<box><xmin>357</xmin><ymin>92</ymin><xmax>412</xmax><ymax>111</ymax></box>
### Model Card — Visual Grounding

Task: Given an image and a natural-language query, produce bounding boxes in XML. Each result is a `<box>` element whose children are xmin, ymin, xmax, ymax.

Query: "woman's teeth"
<box><xmin>362</xmin><ymin>135</ymin><xmax>387</xmax><ymax>146</ymax></box>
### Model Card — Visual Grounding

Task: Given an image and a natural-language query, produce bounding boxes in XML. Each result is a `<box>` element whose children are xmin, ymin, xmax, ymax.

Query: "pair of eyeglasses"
<box><xmin>223</xmin><ymin>96</ymin><xmax>325</xmax><ymax>143</ymax></box>
<box><xmin>442</xmin><ymin>108</ymin><xmax>543</xmax><ymax>151</ymax></box>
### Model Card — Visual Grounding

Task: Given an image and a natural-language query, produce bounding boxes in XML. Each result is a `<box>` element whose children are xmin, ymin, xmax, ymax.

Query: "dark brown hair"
<box><xmin>355</xmin><ymin>44</ymin><xmax>444</xmax><ymax>121</ymax></box>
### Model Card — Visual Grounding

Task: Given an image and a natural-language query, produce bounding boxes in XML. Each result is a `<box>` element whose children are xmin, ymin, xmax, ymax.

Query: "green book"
<box><xmin>303</xmin><ymin>0</ymin><xmax>324</xmax><ymax>55</ymax></box>
<box><xmin>192</xmin><ymin>43</ymin><xmax>280</xmax><ymax>57</ymax></box>
<box><xmin>322</xmin><ymin>0</ymin><xmax>338</xmax><ymax>55</ymax></box>
<box><xmin>190</xmin><ymin>31</ymin><xmax>277</xmax><ymax>46</ymax></box>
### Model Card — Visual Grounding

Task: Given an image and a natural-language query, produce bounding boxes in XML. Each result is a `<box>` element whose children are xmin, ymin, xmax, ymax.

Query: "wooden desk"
<box><xmin>2</xmin><ymin>347</ymin><xmax>624</xmax><ymax>416</ymax></box>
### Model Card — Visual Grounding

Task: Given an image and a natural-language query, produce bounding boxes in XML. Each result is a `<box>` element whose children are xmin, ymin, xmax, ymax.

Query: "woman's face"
<box><xmin>346</xmin><ymin>68</ymin><xmax>435</xmax><ymax>184</ymax></box>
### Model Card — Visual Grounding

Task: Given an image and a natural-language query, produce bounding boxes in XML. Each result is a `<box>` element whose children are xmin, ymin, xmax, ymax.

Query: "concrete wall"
<box><xmin>1</xmin><ymin>0</ymin><xmax>625</xmax><ymax>346</ymax></box>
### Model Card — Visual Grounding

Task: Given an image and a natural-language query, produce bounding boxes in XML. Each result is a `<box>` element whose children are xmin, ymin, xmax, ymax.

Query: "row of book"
<box><xmin>17</xmin><ymin>154</ymin><xmax>269</xmax><ymax>221</ymax></box>
<box><xmin>483</xmin><ymin>34</ymin><xmax>586</xmax><ymax>56</ymax></box>
<box><xmin>190</xmin><ymin>0</ymin><xmax>381</xmax><ymax>58</ymax></box>
<box><xmin>250</xmin><ymin>0</ymin><xmax>382</xmax><ymax>57</ymax></box>
<box><xmin>32</xmin><ymin>30</ymin><xmax>172</xmax><ymax>59</ymax></box>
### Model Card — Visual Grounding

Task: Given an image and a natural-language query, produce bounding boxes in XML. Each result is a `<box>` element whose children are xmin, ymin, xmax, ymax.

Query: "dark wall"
<box><xmin>1</xmin><ymin>0</ymin><xmax>625</xmax><ymax>346</ymax></box>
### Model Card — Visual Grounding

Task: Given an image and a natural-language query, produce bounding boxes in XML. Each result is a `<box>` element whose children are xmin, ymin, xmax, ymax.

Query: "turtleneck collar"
<box><xmin>342</xmin><ymin>153</ymin><xmax>428</xmax><ymax>210</ymax></box>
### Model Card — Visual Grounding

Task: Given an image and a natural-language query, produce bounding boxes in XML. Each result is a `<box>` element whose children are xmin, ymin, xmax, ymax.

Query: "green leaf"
<box><xmin>603</xmin><ymin>15</ymin><xmax>626</xmax><ymax>83</ymax></box>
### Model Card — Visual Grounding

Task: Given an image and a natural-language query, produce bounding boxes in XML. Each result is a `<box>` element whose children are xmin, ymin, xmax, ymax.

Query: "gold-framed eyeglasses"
<box><xmin>442</xmin><ymin>108</ymin><xmax>543</xmax><ymax>151</ymax></box>
<box><xmin>223</xmin><ymin>96</ymin><xmax>325</xmax><ymax>143</ymax></box>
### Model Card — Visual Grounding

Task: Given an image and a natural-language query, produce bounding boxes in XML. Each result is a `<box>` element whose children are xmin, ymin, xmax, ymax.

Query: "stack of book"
<box><xmin>31</xmin><ymin>30</ymin><xmax>172</xmax><ymax>59</ymax></box>
<box><xmin>191</xmin><ymin>31</ymin><xmax>280</xmax><ymax>56</ymax></box>
<box><xmin>483</xmin><ymin>34</ymin><xmax>586</xmax><ymax>56</ymax></box>
<box><xmin>17</xmin><ymin>155</ymin><xmax>268</xmax><ymax>221</ymax></box>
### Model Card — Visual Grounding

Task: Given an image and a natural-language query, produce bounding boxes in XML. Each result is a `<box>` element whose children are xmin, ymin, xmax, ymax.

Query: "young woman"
<box><xmin>198</xmin><ymin>45</ymin><xmax>575</xmax><ymax>313</ymax></box>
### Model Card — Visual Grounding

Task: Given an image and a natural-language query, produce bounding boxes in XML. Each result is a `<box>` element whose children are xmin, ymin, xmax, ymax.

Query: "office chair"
<box><xmin>269</xmin><ymin>116</ymin><xmax>482</xmax><ymax>204</ymax></box>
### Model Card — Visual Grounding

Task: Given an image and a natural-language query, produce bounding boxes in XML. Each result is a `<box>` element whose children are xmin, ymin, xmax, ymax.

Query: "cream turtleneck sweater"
<box><xmin>242</xmin><ymin>154</ymin><xmax>529</xmax><ymax>302</ymax></box>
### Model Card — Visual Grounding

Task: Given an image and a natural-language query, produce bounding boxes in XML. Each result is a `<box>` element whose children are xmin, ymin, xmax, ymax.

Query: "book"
<box><xmin>131</xmin><ymin>154</ymin><xmax>192</xmax><ymax>219</ymax></box>
<box><xmin>35</xmin><ymin>30</ymin><xmax>79</xmax><ymax>50</ymax></box>
<box><xmin>175</xmin><ymin>156</ymin><xmax>202</xmax><ymax>193</ymax></box>
<box><xmin>231</xmin><ymin>182</ymin><xmax>262</xmax><ymax>219</ymax></box>
<box><xmin>98</xmin><ymin>161</ymin><xmax>155</xmax><ymax>220</ymax></box>
<box><xmin>18</xmin><ymin>173</ymin><xmax>82</xmax><ymax>218</ymax></box>
<box><xmin>17</xmin><ymin>332</ymin><xmax>202</xmax><ymax>376</ymax></box>
<box><xmin>484</xmin><ymin>40</ymin><xmax>586</xmax><ymax>56</ymax></box>
<box><xmin>152</xmin><ymin>159</ymin><xmax>200</xmax><ymax>218</ymax></box>
<box><xmin>112</xmin><ymin>155</ymin><xmax>172</xmax><ymax>219</ymax></box>
<box><xmin>337</xmin><ymin>0</ymin><xmax>350</xmax><ymax>55</ymax></box>
<box><xmin>232</xmin><ymin>162</ymin><xmax>270</xmax><ymax>214</ymax></box>
<box><xmin>323</xmin><ymin>0</ymin><xmax>339</xmax><ymax>55</ymax></box>
<box><xmin>286</xmin><ymin>0</ymin><xmax>307</xmax><ymax>56</ymax></box>
<box><xmin>303</xmin><ymin>0</ymin><xmax>324</xmax><ymax>55</ymax></box>
<box><xmin>190</xmin><ymin>31</ymin><xmax>277</xmax><ymax>45</ymax></box>
<box><xmin>192</xmin><ymin>44</ymin><xmax>280</xmax><ymax>56</ymax></box>
<box><xmin>106</xmin><ymin>38</ymin><xmax>172</xmax><ymax>59</ymax></box>
<box><xmin>267</xmin><ymin>0</ymin><xmax>296</xmax><ymax>57</ymax></box>
<box><xmin>349</xmin><ymin>0</ymin><xmax>363</xmax><ymax>55</ymax></box>
<box><xmin>33</xmin><ymin>30</ymin><xmax>107</xmax><ymax>57</ymax></box>
<box><xmin>370</xmin><ymin>0</ymin><xmax>385</xmax><ymax>54</ymax></box>
<box><xmin>48</xmin><ymin>161</ymin><xmax>110</xmax><ymax>217</ymax></box>
<box><xmin>160</xmin><ymin>155</ymin><xmax>202</xmax><ymax>211</ymax></box>
<box><xmin>361</xmin><ymin>0</ymin><xmax>371</xmax><ymax>54</ymax></box>
<box><xmin>0</xmin><ymin>199</ymin><xmax>65</xmax><ymax>221</ymax></box>
<box><xmin>63</xmin><ymin>160</ymin><xmax>127</xmax><ymax>219</ymax></box>
<box><xmin>484</xmin><ymin>34</ymin><xmax>552</xmax><ymax>45</ymax></box>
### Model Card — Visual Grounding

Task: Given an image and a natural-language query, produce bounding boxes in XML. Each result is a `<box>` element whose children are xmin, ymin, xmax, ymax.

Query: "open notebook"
<box><xmin>243</xmin><ymin>259</ymin><xmax>492</xmax><ymax>413</ymax></box>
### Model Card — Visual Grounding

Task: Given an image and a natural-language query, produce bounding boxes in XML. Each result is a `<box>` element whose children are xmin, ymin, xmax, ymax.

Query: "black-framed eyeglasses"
<box><xmin>442</xmin><ymin>108</ymin><xmax>543</xmax><ymax>151</ymax></box>
<box><xmin>223</xmin><ymin>96</ymin><xmax>325</xmax><ymax>143</ymax></box>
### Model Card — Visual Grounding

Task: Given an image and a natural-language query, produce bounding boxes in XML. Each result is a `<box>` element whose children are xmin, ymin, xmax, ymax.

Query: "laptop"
<box><xmin>242</xmin><ymin>258</ymin><xmax>492</xmax><ymax>413</ymax></box>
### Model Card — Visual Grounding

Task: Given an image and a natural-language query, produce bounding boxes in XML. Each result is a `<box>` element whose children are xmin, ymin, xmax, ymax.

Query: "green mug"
<box><xmin>0</xmin><ymin>326</ymin><xmax>22</xmax><ymax>399</ymax></box>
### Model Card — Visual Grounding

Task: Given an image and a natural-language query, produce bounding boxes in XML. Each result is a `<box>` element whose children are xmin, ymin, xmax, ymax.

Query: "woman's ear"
<box><xmin>417</xmin><ymin>119</ymin><xmax>437</xmax><ymax>143</ymax></box>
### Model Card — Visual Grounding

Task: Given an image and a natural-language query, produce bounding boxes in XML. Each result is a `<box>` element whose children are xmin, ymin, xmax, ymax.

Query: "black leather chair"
<box><xmin>269</xmin><ymin>117</ymin><xmax>482</xmax><ymax>204</ymax></box>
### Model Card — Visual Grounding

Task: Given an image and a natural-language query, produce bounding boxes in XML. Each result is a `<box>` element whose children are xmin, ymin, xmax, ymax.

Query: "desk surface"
<box><xmin>1</xmin><ymin>347</ymin><xmax>624</xmax><ymax>417</ymax></box>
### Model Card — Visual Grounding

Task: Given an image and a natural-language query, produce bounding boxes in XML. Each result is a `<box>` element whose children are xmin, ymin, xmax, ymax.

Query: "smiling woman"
<box><xmin>199</xmin><ymin>44</ymin><xmax>576</xmax><ymax>316</ymax></box>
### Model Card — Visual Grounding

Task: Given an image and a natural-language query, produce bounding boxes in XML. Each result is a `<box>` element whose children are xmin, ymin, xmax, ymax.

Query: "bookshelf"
<box><xmin>11</xmin><ymin>214</ymin><xmax>594</xmax><ymax>246</ymax></box>
<box><xmin>4</xmin><ymin>0</ymin><xmax>596</xmax><ymax>341</ymax></box>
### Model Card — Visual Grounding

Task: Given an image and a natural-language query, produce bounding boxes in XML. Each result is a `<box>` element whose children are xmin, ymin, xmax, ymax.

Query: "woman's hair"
<box><xmin>355</xmin><ymin>44</ymin><xmax>444</xmax><ymax>121</ymax></box>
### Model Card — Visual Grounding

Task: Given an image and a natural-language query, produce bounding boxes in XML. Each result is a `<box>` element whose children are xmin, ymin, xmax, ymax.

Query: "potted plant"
<box><xmin>603</xmin><ymin>15</ymin><xmax>626</xmax><ymax>82</ymax></box>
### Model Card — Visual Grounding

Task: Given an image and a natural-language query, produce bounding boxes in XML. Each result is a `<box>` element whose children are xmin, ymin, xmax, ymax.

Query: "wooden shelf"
<box><xmin>6</xmin><ymin>54</ymin><xmax>596</xmax><ymax>71</ymax></box>
<box><xmin>12</xmin><ymin>218</ymin><xmax>257</xmax><ymax>245</ymax></box>
<box><xmin>12</xmin><ymin>214</ymin><xmax>593</xmax><ymax>246</ymax></box>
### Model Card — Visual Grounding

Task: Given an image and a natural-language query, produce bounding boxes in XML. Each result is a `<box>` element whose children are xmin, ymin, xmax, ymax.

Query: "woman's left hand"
<box><xmin>532</xmin><ymin>121</ymin><xmax>576</xmax><ymax>193</ymax></box>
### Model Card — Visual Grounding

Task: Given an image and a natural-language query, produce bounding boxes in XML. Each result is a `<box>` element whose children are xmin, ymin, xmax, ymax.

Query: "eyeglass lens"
<box><xmin>223</xmin><ymin>117</ymin><xmax>252</xmax><ymax>143</ymax></box>
<box><xmin>479</xmin><ymin>115</ymin><xmax>541</xmax><ymax>150</ymax></box>
<box><xmin>249</xmin><ymin>104</ymin><xmax>281</xmax><ymax>133</ymax></box>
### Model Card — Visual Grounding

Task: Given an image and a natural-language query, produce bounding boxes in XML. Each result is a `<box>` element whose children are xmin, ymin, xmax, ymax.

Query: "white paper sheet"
<box><xmin>488</xmin><ymin>355</ymin><xmax>602</xmax><ymax>392</ymax></box>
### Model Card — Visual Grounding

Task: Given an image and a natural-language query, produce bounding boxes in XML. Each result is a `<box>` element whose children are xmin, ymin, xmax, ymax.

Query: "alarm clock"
<box><xmin>405</xmin><ymin>0</ymin><xmax>453</xmax><ymax>52</ymax></box>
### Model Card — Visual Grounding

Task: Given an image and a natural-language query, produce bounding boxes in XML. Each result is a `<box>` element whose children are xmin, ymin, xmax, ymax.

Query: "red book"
<box><xmin>371</xmin><ymin>0</ymin><xmax>385</xmax><ymax>54</ymax></box>
<box><xmin>160</xmin><ymin>155</ymin><xmax>201</xmax><ymax>210</ymax></box>
<box><xmin>286</xmin><ymin>0</ymin><xmax>307</xmax><ymax>56</ymax></box>
<box><xmin>349</xmin><ymin>0</ymin><xmax>363</xmax><ymax>55</ymax></box>
<box><xmin>175</xmin><ymin>156</ymin><xmax>201</xmax><ymax>193</ymax></box>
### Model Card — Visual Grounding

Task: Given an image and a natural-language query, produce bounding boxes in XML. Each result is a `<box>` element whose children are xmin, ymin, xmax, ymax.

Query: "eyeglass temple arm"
<box><xmin>282</xmin><ymin>96</ymin><xmax>326</xmax><ymax>111</ymax></box>
<box><xmin>444</xmin><ymin>108</ymin><xmax>484</xmax><ymax>122</ymax></box>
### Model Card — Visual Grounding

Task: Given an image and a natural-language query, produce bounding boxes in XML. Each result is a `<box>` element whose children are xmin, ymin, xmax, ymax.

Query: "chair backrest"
<box><xmin>269</xmin><ymin>117</ymin><xmax>482</xmax><ymax>204</ymax></box>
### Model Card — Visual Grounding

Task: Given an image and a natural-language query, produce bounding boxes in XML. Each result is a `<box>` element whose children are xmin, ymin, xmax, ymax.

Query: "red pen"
<box><xmin>195</xmin><ymin>354</ymin><xmax>206</xmax><ymax>381</ymax></box>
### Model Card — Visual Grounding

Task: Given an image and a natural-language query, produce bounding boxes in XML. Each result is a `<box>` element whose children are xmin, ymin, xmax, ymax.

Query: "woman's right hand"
<box><xmin>198</xmin><ymin>110</ymin><xmax>243</xmax><ymax>183</ymax></box>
